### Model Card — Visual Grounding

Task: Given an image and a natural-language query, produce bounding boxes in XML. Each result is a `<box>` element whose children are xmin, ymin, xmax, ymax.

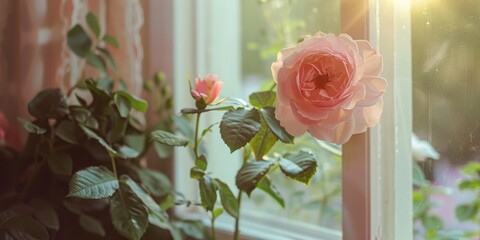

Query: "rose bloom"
<box><xmin>272</xmin><ymin>32</ymin><xmax>387</xmax><ymax>145</ymax></box>
<box><xmin>0</xmin><ymin>112</ymin><xmax>20</xmax><ymax>149</ymax></box>
<box><xmin>191</xmin><ymin>74</ymin><xmax>223</xmax><ymax>105</ymax></box>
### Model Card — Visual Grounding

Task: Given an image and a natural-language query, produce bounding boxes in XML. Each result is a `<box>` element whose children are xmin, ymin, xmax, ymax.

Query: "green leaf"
<box><xmin>114</xmin><ymin>93</ymin><xmax>131</xmax><ymax>118</ymax></box>
<box><xmin>103</xmin><ymin>34</ymin><xmax>119</xmax><ymax>48</ymax></box>
<box><xmin>199</xmin><ymin>175</ymin><xmax>217</xmax><ymax>211</ymax></box>
<box><xmin>413</xmin><ymin>162</ymin><xmax>427</xmax><ymax>187</ymax></box>
<box><xmin>17</xmin><ymin>118</ymin><xmax>46</xmax><ymax>134</ymax></box>
<box><xmin>123</xmin><ymin>176</ymin><xmax>170</xmax><ymax>230</ymax></box>
<box><xmin>97</xmin><ymin>47</ymin><xmax>118</xmax><ymax>71</ymax></box>
<box><xmin>220</xmin><ymin>108</ymin><xmax>261</xmax><ymax>153</ymax></box>
<box><xmin>28</xmin><ymin>88</ymin><xmax>67</xmax><ymax>120</ymax></box>
<box><xmin>118</xmin><ymin>145</ymin><xmax>140</xmax><ymax>159</ymax></box>
<box><xmin>86</xmin><ymin>51</ymin><xmax>106</xmax><ymax>72</ymax></box>
<box><xmin>1</xmin><ymin>216</ymin><xmax>49</xmax><ymax>240</ymax></box>
<box><xmin>31</xmin><ymin>199</ymin><xmax>59</xmax><ymax>231</ymax></box>
<box><xmin>458</xmin><ymin>180</ymin><xmax>480</xmax><ymax>190</ymax></box>
<box><xmin>249</xmin><ymin>115</ymin><xmax>277</xmax><ymax>160</ymax></box>
<box><xmin>159</xmin><ymin>194</ymin><xmax>175</xmax><ymax>211</ymax></box>
<box><xmin>235</xmin><ymin>160</ymin><xmax>274</xmax><ymax>195</ymax></box>
<box><xmin>67</xmin><ymin>166</ymin><xmax>118</xmax><ymax>199</ymax></box>
<box><xmin>138</xmin><ymin>168</ymin><xmax>172</xmax><ymax>197</ymax></box>
<box><xmin>195</xmin><ymin>155</ymin><xmax>207</xmax><ymax>171</ymax></box>
<box><xmin>423</xmin><ymin>215</ymin><xmax>443</xmax><ymax>230</ymax></box>
<box><xmin>115</xmin><ymin>91</ymin><xmax>148</xmax><ymax>112</ymax></box>
<box><xmin>190</xmin><ymin>167</ymin><xmax>205</xmax><ymax>180</ymax></box>
<box><xmin>279</xmin><ymin>151</ymin><xmax>317</xmax><ymax>185</ymax></box>
<box><xmin>79</xmin><ymin>214</ymin><xmax>106</xmax><ymax>237</ymax></box>
<box><xmin>67</xmin><ymin>24</ymin><xmax>92</xmax><ymax>57</ymax></box>
<box><xmin>175</xmin><ymin>221</ymin><xmax>205</xmax><ymax>239</ymax></box>
<box><xmin>455</xmin><ymin>204</ymin><xmax>478</xmax><ymax>221</ymax></box>
<box><xmin>214</xmin><ymin>179</ymin><xmax>239</xmax><ymax>218</ymax></box>
<box><xmin>86</xmin><ymin>12</ymin><xmax>100</xmax><ymax>38</ymax></box>
<box><xmin>110</xmin><ymin>182</ymin><xmax>149</xmax><ymax>240</ymax></box>
<box><xmin>79</xmin><ymin>125</ymin><xmax>117</xmax><ymax>154</ymax></box>
<box><xmin>212</xmin><ymin>208</ymin><xmax>224</xmax><ymax>220</ymax></box>
<box><xmin>55</xmin><ymin>120</ymin><xmax>84</xmax><ymax>144</ymax></box>
<box><xmin>75</xmin><ymin>94</ymin><xmax>88</xmax><ymax>106</ymax></box>
<box><xmin>257</xmin><ymin>178</ymin><xmax>284</xmax><ymax>208</ymax></box>
<box><xmin>47</xmin><ymin>151</ymin><xmax>73</xmax><ymax>176</ymax></box>
<box><xmin>150</xmin><ymin>130</ymin><xmax>189</xmax><ymax>147</ymax></box>
<box><xmin>249</xmin><ymin>91</ymin><xmax>276</xmax><ymax>108</ymax></box>
<box><xmin>260</xmin><ymin>107</ymin><xmax>293</xmax><ymax>143</ymax></box>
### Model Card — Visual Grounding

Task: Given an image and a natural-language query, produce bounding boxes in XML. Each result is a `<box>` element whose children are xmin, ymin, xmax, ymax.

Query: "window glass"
<box><xmin>412</xmin><ymin>1</ymin><xmax>480</xmax><ymax>239</ymax></box>
<box><xmin>240</xmin><ymin>0</ymin><xmax>343</xmax><ymax>231</ymax></box>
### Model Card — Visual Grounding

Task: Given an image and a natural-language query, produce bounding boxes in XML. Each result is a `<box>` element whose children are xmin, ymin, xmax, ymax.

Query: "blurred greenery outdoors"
<box><xmin>240</xmin><ymin>0</ymin><xmax>480</xmax><ymax>238</ymax></box>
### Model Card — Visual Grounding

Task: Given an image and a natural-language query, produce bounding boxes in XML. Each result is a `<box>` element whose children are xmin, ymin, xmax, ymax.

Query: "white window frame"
<box><xmin>144</xmin><ymin>0</ymin><xmax>414</xmax><ymax>239</ymax></box>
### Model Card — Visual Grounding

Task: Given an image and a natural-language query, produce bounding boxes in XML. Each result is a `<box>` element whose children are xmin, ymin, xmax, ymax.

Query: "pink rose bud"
<box><xmin>190</xmin><ymin>74</ymin><xmax>223</xmax><ymax>105</ymax></box>
<box><xmin>272</xmin><ymin>32</ymin><xmax>387</xmax><ymax>145</ymax></box>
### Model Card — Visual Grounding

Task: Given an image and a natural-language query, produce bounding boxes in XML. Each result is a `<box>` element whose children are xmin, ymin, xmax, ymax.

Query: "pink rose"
<box><xmin>191</xmin><ymin>74</ymin><xmax>223</xmax><ymax>105</ymax></box>
<box><xmin>272</xmin><ymin>32</ymin><xmax>387</xmax><ymax>145</ymax></box>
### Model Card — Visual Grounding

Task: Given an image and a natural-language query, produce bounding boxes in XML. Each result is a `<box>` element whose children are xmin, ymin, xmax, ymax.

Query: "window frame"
<box><xmin>143</xmin><ymin>0</ymin><xmax>414</xmax><ymax>239</ymax></box>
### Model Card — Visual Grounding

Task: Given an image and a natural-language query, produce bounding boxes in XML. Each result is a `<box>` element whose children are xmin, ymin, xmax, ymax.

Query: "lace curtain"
<box><xmin>0</xmin><ymin>0</ymin><xmax>144</xmax><ymax>141</ymax></box>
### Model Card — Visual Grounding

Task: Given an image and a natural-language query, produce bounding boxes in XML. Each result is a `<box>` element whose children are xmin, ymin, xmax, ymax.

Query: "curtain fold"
<box><xmin>0</xmin><ymin>0</ymin><xmax>144</xmax><ymax>141</ymax></box>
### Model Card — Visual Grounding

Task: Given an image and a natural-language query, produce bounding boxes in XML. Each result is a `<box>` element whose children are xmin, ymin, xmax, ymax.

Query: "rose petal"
<box><xmin>276</xmin><ymin>102</ymin><xmax>309</xmax><ymax>136</ymax></box>
<box><xmin>356</xmin><ymin>40</ymin><xmax>383</xmax><ymax>76</ymax></box>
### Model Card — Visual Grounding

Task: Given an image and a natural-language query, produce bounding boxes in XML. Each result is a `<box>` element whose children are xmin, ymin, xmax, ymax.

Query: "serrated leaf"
<box><xmin>115</xmin><ymin>91</ymin><xmax>148</xmax><ymax>112</ymax></box>
<box><xmin>250</xmin><ymin>115</ymin><xmax>277</xmax><ymax>160</ymax></box>
<box><xmin>122</xmin><ymin>176</ymin><xmax>170</xmax><ymax>230</ymax></box>
<box><xmin>1</xmin><ymin>216</ymin><xmax>49</xmax><ymax>240</ymax></box>
<box><xmin>257</xmin><ymin>178</ymin><xmax>284</xmax><ymax>208</ymax></box>
<box><xmin>110</xmin><ymin>182</ymin><xmax>148</xmax><ymax>240</ymax></box>
<box><xmin>118</xmin><ymin>145</ymin><xmax>139</xmax><ymax>159</ymax></box>
<box><xmin>214</xmin><ymin>179</ymin><xmax>239</xmax><ymax>218</ymax></box>
<box><xmin>455</xmin><ymin>204</ymin><xmax>478</xmax><ymax>221</ymax></box>
<box><xmin>114</xmin><ymin>93</ymin><xmax>131</xmax><ymax>118</ymax></box>
<box><xmin>249</xmin><ymin>91</ymin><xmax>276</xmax><ymax>108</ymax></box>
<box><xmin>220</xmin><ymin>108</ymin><xmax>261</xmax><ymax>153</ymax></box>
<box><xmin>138</xmin><ymin>169</ymin><xmax>172</xmax><ymax>197</ymax></box>
<box><xmin>55</xmin><ymin>120</ymin><xmax>84</xmax><ymax>144</ymax></box>
<box><xmin>67</xmin><ymin>24</ymin><xmax>92</xmax><ymax>57</ymax></box>
<box><xmin>17</xmin><ymin>118</ymin><xmax>46</xmax><ymax>134</ymax></box>
<box><xmin>47</xmin><ymin>151</ymin><xmax>73</xmax><ymax>176</ymax></box>
<box><xmin>28</xmin><ymin>88</ymin><xmax>68</xmax><ymax>120</ymax></box>
<box><xmin>31</xmin><ymin>199</ymin><xmax>59</xmax><ymax>231</ymax></box>
<box><xmin>79</xmin><ymin>214</ymin><xmax>106</xmax><ymax>237</ymax></box>
<box><xmin>86</xmin><ymin>12</ymin><xmax>100</xmax><ymax>38</ymax></box>
<box><xmin>97</xmin><ymin>47</ymin><xmax>118</xmax><ymax>71</ymax></box>
<box><xmin>279</xmin><ymin>151</ymin><xmax>317</xmax><ymax>185</ymax></box>
<box><xmin>235</xmin><ymin>160</ymin><xmax>274</xmax><ymax>195</ymax></box>
<box><xmin>150</xmin><ymin>130</ymin><xmax>189</xmax><ymax>147</ymax></box>
<box><xmin>260</xmin><ymin>107</ymin><xmax>293</xmax><ymax>143</ymax></box>
<box><xmin>103</xmin><ymin>34</ymin><xmax>119</xmax><ymax>48</ymax></box>
<box><xmin>199</xmin><ymin>176</ymin><xmax>217</xmax><ymax>211</ymax></box>
<box><xmin>67</xmin><ymin>166</ymin><xmax>118</xmax><ymax>199</ymax></box>
<box><xmin>79</xmin><ymin>125</ymin><xmax>117</xmax><ymax>154</ymax></box>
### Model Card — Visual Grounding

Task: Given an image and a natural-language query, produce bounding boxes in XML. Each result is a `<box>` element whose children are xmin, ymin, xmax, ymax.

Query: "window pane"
<box><xmin>412</xmin><ymin>1</ymin><xmax>480</xmax><ymax>239</ymax></box>
<box><xmin>240</xmin><ymin>0</ymin><xmax>343</xmax><ymax>232</ymax></box>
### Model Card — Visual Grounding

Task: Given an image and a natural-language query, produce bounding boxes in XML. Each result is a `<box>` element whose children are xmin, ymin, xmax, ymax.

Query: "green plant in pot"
<box><xmin>0</xmin><ymin>13</ymin><xmax>200</xmax><ymax>240</ymax></box>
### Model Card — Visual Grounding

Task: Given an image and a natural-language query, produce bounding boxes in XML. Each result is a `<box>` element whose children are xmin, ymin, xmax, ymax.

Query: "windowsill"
<box><xmin>176</xmin><ymin>207</ymin><xmax>342</xmax><ymax>240</ymax></box>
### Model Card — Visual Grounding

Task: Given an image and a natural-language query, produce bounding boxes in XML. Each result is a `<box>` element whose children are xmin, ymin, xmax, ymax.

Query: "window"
<box><xmin>154</xmin><ymin>0</ymin><xmax>415</xmax><ymax>239</ymax></box>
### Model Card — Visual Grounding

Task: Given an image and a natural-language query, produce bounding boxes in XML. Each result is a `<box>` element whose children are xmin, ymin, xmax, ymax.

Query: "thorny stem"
<box><xmin>109</xmin><ymin>153</ymin><xmax>119</xmax><ymax>180</ymax></box>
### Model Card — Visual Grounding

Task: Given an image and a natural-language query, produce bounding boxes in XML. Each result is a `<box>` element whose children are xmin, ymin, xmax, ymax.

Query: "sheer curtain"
<box><xmin>0</xmin><ymin>0</ymin><xmax>144</xmax><ymax>142</ymax></box>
